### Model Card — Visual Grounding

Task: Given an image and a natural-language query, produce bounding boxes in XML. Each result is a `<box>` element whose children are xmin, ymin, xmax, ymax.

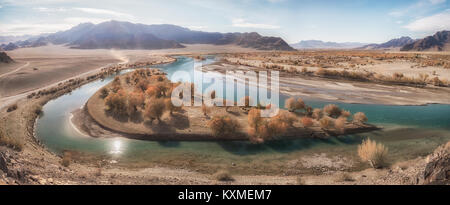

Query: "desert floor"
<box><xmin>0</xmin><ymin>46</ymin><xmax>448</xmax><ymax>185</ymax></box>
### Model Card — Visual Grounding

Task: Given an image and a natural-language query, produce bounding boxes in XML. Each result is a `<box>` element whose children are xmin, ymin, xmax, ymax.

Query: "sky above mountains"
<box><xmin>0</xmin><ymin>0</ymin><xmax>448</xmax><ymax>43</ymax></box>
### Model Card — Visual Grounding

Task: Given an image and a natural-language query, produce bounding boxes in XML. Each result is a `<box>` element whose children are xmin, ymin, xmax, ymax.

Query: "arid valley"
<box><xmin>0</xmin><ymin>1</ymin><xmax>449</xmax><ymax>188</ymax></box>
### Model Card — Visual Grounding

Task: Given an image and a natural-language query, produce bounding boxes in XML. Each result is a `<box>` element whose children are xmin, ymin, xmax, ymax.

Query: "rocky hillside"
<box><xmin>401</xmin><ymin>31</ymin><xmax>450</xmax><ymax>51</ymax></box>
<box><xmin>359</xmin><ymin>37</ymin><xmax>415</xmax><ymax>50</ymax></box>
<box><xmin>0</xmin><ymin>52</ymin><xmax>13</xmax><ymax>63</ymax></box>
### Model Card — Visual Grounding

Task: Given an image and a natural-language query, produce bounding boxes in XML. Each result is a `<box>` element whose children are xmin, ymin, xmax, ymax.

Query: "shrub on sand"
<box><xmin>213</xmin><ymin>170</ymin><xmax>234</xmax><ymax>181</ymax></box>
<box><xmin>301</xmin><ymin>117</ymin><xmax>314</xmax><ymax>127</ymax></box>
<box><xmin>323</xmin><ymin>104</ymin><xmax>342</xmax><ymax>118</ymax></box>
<box><xmin>208</xmin><ymin>115</ymin><xmax>240</xmax><ymax>138</ymax></box>
<box><xmin>353</xmin><ymin>112</ymin><xmax>368</xmax><ymax>124</ymax></box>
<box><xmin>61</xmin><ymin>151</ymin><xmax>72</xmax><ymax>167</ymax></box>
<box><xmin>312</xmin><ymin>108</ymin><xmax>323</xmax><ymax>120</ymax></box>
<box><xmin>319</xmin><ymin>117</ymin><xmax>331</xmax><ymax>129</ymax></box>
<box><xmin>334</xmin><ymin>116</ymin><xmax>347</xmax><ymax>132</ymax></box>
<box><xmin>357</xmin><ymin>139</ymin><xmax>388</xmax><ymax>169</ymax></box>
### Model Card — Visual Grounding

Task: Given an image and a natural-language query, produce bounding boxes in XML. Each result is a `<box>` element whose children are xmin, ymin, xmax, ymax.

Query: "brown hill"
<box><xmin>0</xmin><ymin>52</ymin><xmax>13</xmax><ymax>63</ymax></box>
<box><xmin>401</xmin><ymin>31</ymin><xmax>450</xmax><ymax>51</ymax></box>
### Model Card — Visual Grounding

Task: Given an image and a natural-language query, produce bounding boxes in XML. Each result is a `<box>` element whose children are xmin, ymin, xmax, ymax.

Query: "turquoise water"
<box><xmin>35</xmin><ymin>56</ymin><xmax>450</xmax><ymax>172</ymax></box>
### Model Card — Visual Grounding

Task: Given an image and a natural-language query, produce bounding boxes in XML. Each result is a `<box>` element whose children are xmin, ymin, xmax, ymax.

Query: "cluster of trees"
<box><xmin>103</xmin><ymin>69</ymin><xmax>180</xmax><ymax>123</ymax></box>
<box><xmin>247</xmin><ymin>108</ymin><xmax>296</xmax><ymax>143</ymax></box>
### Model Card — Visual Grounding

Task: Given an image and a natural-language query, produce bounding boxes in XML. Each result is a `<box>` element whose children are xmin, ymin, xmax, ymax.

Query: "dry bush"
<box><xmin>6</xmin><ymin>104</ymin><xmax>18</xmax><ymax>112</ymax></box>
<box><xmin>323</xmin><ymin>104</ymin><xmax>342</xmax><ymax>118</ymax></box>
<box><xmin>61</xmin><ymin>151</ymin><xmax>72</xmax><ymax>167</ymax></box>
<box><xmin>301</xmin><ymin>117</ymin><xmax>314</xmax><ymax>127</ymax></box>
<box><xmin>319</xmin><ymin>117</ymin><xmax>331</xmax><ymax>129</ymax></box>
<box><xmin>335</xmin><ymin>172</ymin><xmax>354</xmax><ymax>182</ymax></box>
<box><xmin>213</xmin><ymin>170</ymin><xmax>234</xmax><ymax>181</ymax></box>
<box><xmin>334</xmin><ymin>116</ymin><xmax>347</xmax><ymax>132</ymax></box>
<box><xmin>357</xmin><ymin>139</ymin><xmax>388</xmax><ymax>169</ymax></box>
<box><xmin>33</xmin><ymin>104</ymin><xmax>43</xmax><ymax>116</ymax></box>
<box><xmin>285</xmin><ymin>97</ymin><xmax>305</xmax><ymax>112</ymax></box>
<box><xmin>248</xmin><ymin>108</ymin><xmax>263</xmax><ymax>128</ymax></box>
<box><xmin>340</xmin><ymin>110</ymin><xmax>351</xmax><ymax>118</ymax></box>
<box><xmin>105</xmin><ymin>89</ymin><xmax>128</xmax><ymax>116</ymax></box>
<box><xmin>144</xmin><ymin>98</ymin><xmax>166</xmax><ymax>122</ymax></box>
<box><xmin>285</xmin><ymin>97</ymin><xmax>296</xmax><ymax>112</ymax></box>
<box><xmin>353</xmin><ymin>112</ymin><xmax>368</xmax><ymax>123</ymax></box>
<box><xmin>208</xmin><ymin>115</ymin><xmax>240</xmax><ymax>138</ymax></box>
<box><xmin>312</xmin><ymin>108</ymin><xmax>323</xmax><ymax>120</ymax></box>
<box><xmin>296</xmin><ymin>176</ymin><xmax>306</xmax><ymax>185</ymax></box>
<box><xmin>99</xmin><ymin>88</ymin><xmax>109</xmax><ymax>99</ymax></box>
<box><xmin>127</xmin><ymin>91</ymin><xmax>145</xmax><ymax>115</ymax></box>
<box><xmin>0</xmin><ymin>129</ymin><xmax>23</xmax><ymax>151</ymax></box>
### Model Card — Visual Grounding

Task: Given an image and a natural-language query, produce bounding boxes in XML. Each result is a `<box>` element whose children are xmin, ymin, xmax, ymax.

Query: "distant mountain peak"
<box><xmin>0</xmin><ymin>20</ymin><xmax>293</xmax><ymax>51</ymax></box>
<box><xmin>401</xmin><ymin>30</ymin><xmax>450</xmax><ymax>51</ymax></box>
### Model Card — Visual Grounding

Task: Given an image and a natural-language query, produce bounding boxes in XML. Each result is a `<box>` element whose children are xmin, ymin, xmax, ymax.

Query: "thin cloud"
<box><xmin>232</xmin><ymin>18</ymin><xmax>280</xmax><ymax>29</ymax></box>
<box><xmin>389</xmin><ymin>0</ymin><xmax>447</xmax><ymax>17</ymax></box>
<box><xmin>74</xmin><ymin>7</ymin><xmax>134</xmax><ymax>19</ymax></box>
<box><xmin>404</xmin><ymin>10</ymin><xmax>450</xmax><ymax>32</ymax></box>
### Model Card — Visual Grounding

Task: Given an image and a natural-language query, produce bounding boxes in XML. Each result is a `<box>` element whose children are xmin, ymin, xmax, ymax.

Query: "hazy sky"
<box><xmin>0</xmin><ymin>0</ymin><xmax>449</xmax><ymax>43</ymax></box>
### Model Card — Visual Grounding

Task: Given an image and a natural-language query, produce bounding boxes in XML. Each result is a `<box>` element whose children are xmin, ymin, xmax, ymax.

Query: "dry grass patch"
<box><xmin>357</xmin><ymin>139</ymin><xmax>388</xmax><ymax>169</ymax></box>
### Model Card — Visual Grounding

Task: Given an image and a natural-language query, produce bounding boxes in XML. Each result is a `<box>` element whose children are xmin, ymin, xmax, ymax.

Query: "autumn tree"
<box><xmin>301</xmin><ymin>117</ymin><xmax>314</xmax><ymax>127</ymax></box>
<box><xmin>208</xmin><ymin>115</ymin><xmax>240</xmax><ymax>138</ymax></box>
<box><xmin>144</xmin><ymin>98</ymin><xmax>166</xmax><ymax>122</ymax></box>
<box><xmin>323</xmin><ymin>104</ymin><xmax>342</xmax><ymax>118</ymax></box>
<box><xmin>353</xmin><ymin>112</ymin><xmax>368</xmax><ymax>124</ymax></box>
<box><xmin>105</xmin><ymin>89</ymin><xmax>128</xmax><ymax>116</ymax></box>
<box><xmin>127</xmin><ymin>91</ymin><xmax>145</xmax><ymax>116</ymax></box>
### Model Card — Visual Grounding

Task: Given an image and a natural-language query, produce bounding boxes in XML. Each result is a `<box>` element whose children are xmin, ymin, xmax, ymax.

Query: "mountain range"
<box><xmin>401</xmin><ymin>31</ymin><xmax>449</xmax><ymax>51</ymax></box>
<box><xmin>0</xmin><ymin>20</ymin><xmax>294</xmax><ymax>51</ymax></box>
<box><xmin>290</xmin><ymin>40</ymin><xmax>366</xmax><ymax>49</ymax></box>
<box><xmin>359</xmin><ymin>36</ymin><xmax>416</xmax><ymax>50</ymax></box>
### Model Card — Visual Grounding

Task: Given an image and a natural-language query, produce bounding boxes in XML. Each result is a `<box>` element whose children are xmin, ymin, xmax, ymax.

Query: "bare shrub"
<box><xmin>323</xmin><ymin>104</ymin><xmax>342</xmax><ymax>118</ymax></box>
<box><xmin>285</xmin><ymin>97</ymin><xmax>306</xmax><ymax>112</ymax></box>
<box><xmin>7</xmin><ymin>104</ymin><xmax>18</xmax><ymax>112</ymax></box>
<box><xmin>335</xmin><ymin>172</ymin><xmax>354</xmax><ymax>182</ymax></box>
<box><xmin>61</xmin><ymin>151</ymin><xmax>72</xmax><ymax>167</ymax></box>
<box><xmin>334</xmin><ymin>116</ymin><xmax>347</xmax><ymax>132</ymax></box>
<box><xmin>144</xmin><ymin>98</ymin><xmax>166</xmax><ymax>122</ymax></box>
<box><xmin>0</xmin><ymin>129</ymin><xmax>23</xmax><ymax>151</ymax></box>
<box><xmin>208</xmin><ymin>115</ymin><xmax>240</xmax><ymax>138</ymax></box>
<box><xmin>99</xmin><ymin>88</ymin><xmax>109</xmax><ymax>99</ymax></box>
<box><xmin>353</xmin><ymin>112</ymin><xmax>368</xmax><ymax>123</ymax></box>
<box><xmin>301</xmin><ymin>117</ymin><xmax>314</xmax><ymax>127</ymax></box>
<box><xmin>285</xmin><ymin>97</ymin><xmax>296</xmax><ymax>112</ymax></box>
<box><xmin>319</xmin><ymin>117</ymin><xmax>331</xmax><ymax>129</ymax></box>
<box><xmin>248</xmin><ymin>108</ymin><xmax>263</xmax><ymax>128</ymax></box>
<box><xmin>340</xmin><ymin>110</ymin><xmax>351</xmax><ymax>118</ymax></box>
<box><xmin>357</xmin><ymin>139</ymin><xmax>388</xmax><ymax>169</ymax></box>
<box><xmin>213</xmin><ymin>170</ymin><xmax>234</xmax><ymax>181</ymax></box>
<box><xmin>312</xmin><ymin>108</ymin><xmax>323</xmax><ymax>120</ymax></box>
